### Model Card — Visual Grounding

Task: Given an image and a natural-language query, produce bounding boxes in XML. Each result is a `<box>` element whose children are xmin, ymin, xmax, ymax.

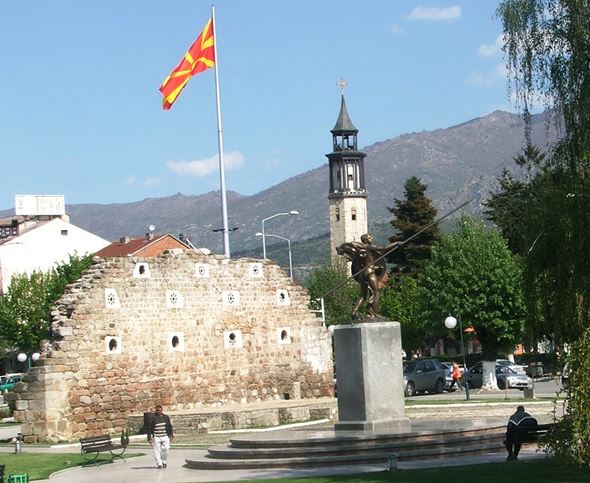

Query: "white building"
<box><xmin>0</xmin><ymin>195</ymin><xmax>109</xmax><ymax>293</ymax></box>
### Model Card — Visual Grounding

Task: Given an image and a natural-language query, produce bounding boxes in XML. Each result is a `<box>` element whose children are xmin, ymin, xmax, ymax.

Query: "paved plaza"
<box><xmin>0</xmin><ymin>382</ymin><xmax>561</xmax><ymax>482</ymax></box>
<box><xmin>0</xmin><ymin>427</ymin><xmax>547</xmax><ymax>483</ymax></box>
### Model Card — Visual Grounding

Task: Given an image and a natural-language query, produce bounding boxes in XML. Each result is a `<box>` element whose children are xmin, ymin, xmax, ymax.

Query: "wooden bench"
<box><xmin>80</xmin><ymin>434</ymin><xmax>127</xmax><ymax>466</ymax></box>
<box><xmin>516</xmin><ymin>423</ymin><xmax>555</xmax><ymax>443</ymax></box>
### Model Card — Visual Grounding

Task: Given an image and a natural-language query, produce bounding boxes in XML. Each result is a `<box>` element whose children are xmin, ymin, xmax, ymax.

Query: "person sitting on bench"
<box><xmin>505</xmin><ymin>405</ymin><xmax>538</xmax><ymax>461</ymax></box>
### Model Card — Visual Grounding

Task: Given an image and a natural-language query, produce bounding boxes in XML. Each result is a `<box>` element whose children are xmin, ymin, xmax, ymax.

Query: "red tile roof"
<box><xmin>95</xmin><ymin>234</ymin><xmax>186</xmax><ymax>258</ymax></box>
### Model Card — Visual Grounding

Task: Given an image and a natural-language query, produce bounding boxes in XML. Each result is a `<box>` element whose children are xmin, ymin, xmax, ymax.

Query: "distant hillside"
<box><xmin>1</xmin><ymin>110</ymin><xmax>555</xmax><ymax>263</ymax></box>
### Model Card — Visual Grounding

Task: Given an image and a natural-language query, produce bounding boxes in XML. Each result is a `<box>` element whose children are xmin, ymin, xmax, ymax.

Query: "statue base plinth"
<box><xmin>333</xmin><ymin>321</ymin><xmax>410</xmax><ymax>433</ymax></box>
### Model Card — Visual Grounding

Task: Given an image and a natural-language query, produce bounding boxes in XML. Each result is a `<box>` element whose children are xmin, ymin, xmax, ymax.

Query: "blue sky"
<box><xmin>0</xmin><ymin>1</ymin><xmax>512</xmax><ymax>210</ymax></box>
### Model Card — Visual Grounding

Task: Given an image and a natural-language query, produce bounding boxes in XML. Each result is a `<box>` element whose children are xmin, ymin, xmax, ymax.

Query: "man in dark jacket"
<box><xmin>148</xmin><ymin>405</ymin><xmax>174</xmax><ymax>469</ymax></box>
<box><xmin>505</xmin><ymin>405</ymin><xmax>537</xmax><ymax>461</ymax></box>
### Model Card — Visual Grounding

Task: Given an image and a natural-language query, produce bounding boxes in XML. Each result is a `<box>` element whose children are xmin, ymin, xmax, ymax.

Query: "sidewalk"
<box><xmin>32</xmin><ymin>446</ymin><xmax>547</xmax><ymax>483</ymax></box>
<box><xmin>1</xmin><ymin>394</ymin><xmax>560</xmax><ymax>482</ymax></box>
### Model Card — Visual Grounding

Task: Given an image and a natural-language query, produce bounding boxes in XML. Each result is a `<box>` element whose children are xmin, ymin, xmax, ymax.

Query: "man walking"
<box><xmin>450</xmin><ymin>362</ymin><xmax>463</xmax><ymax>391</ymax></box>
<box><xmin>148</xmin><ymin>404</ymin><xmax>174</xmax><ymax>469</ymax></box>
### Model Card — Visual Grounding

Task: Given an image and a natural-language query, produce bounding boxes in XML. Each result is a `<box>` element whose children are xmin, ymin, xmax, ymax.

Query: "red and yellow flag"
<box><xmin>159</xmin><ymin>18</ymin><xmax>215</xmax><ymax>110</ymax></box>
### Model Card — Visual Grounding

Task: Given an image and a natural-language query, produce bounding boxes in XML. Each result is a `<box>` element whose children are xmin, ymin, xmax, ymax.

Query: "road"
<box><xmin>407</xmin><ymin>376</ymin><xmax>563</xmax><ymax>401</ymax></box>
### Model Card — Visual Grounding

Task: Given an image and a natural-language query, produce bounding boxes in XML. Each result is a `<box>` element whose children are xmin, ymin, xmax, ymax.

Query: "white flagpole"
<box><xmin>211</xmin><ymin>4</ymin><xmax>230</xmax><ymax>258</ymax></box>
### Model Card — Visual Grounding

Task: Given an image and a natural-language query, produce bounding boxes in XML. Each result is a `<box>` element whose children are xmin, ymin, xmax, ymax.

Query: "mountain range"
<box><xmin>2</xmin><ymin>110</ymin><xmax>555</xmax><ymax>266</ymax></box>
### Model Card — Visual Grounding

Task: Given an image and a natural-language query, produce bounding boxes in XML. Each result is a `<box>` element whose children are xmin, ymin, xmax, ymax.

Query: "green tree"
<box><xmin>484</xmin><ymin>168</ymin><xmax>528</xmax><ymax>254</ymax></box>
<box><xmin>543</xmin><ymin>325</ymin><xmax>590</xmax><ymax>464</ymax></box>
<box><xmin>379</xmin><ymin>276</ymin><xmax>424</xmax><ymax>355</ymax></box>
<box><xmin>498</xmin><ymin>0</ymin><xmax>590</xmax><ymax>338</ymax></box>
<box><xmin>0</xmin><ymin>271</ymin><xmax>55</xmax><ymax>353</ymax></box>
<box><xmin>0</xmin><ymin>254</ymin><xmax>94</xmax><ymax>353</ymax></box>
<box><xmin>387</xmin><ymin>176</ymin><xmax>441</xmax><ymax>275</ymax></box>
<box><xmin>304</xmin><ymin>259</ymin><xmax>359</xmax><ymax>327</ymax></box>
<box><xmin>484</xmin><ymin>145</ymin><xmax>546</xmax><ymax>256</ymax></box>
<box><xmin>498</xmin><ymin>2</ymin><xmax>590</xmax><ymax>461</ymax></box>
<box><xmin>484</xmin><ymin>146</ymin><xmax>557</xmax><ymax>351</ymax></box>
<box><xmin>419</xmin><ymin>216</ymin><xmax>525</xmax><ymax>389</ymax></box>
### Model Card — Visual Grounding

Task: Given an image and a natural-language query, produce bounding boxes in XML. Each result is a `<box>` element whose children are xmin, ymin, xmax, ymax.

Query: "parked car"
<box><xmin>465</xmin><ymin>362</ymin><xmax>532</xmax><ymax>390</ymax></box>
<box><xmin>496</xmin><ymin>359</ymin><xmax>527</xmax><ymax>374</ymax></box>
<box><xmin>403</xmin><ymin>359</ymin><xmax>446</xmax><ymax>396</ymax></box>
<box><xmin>0</xmin><ymin>373</ymin><xmax>23</xmax><ymax>393</ymax></box>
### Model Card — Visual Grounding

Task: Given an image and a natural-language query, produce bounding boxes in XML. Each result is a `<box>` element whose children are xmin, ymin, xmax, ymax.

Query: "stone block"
<box><xmin>333</xmin><ymin>321</ymin><xmax>410</xmax><ymax>432</ymax></box>
<box><xmin>15</xmin><ymin>400</ymin><xmax>28</xmax><ymax>410</ymax></box>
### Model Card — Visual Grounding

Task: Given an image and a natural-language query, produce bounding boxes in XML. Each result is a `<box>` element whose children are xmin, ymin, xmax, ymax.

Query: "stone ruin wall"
<box><xmin>11</xmin><ymin>249</ymin><xmax>333</xmax><ymax>442</ymax></box>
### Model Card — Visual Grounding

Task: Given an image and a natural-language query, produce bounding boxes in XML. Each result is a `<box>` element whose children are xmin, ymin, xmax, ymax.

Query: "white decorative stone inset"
<box><xmin>133</xmin><ymin>263</ymin><xmax>150</xmax><ymax>278</ymax></box>
<box><xmin>195</xmin><ymin>263</ymin><xmax>210</xmax><ymax>278</ymax></box>
<box><xmin>104</xmin><ymin>288</ymin><xmax>120</xmax><ymax>309</ymax></box>
<box><xmin>166</xmin><ymin>290</ymin><xmax>184</xmax><ymax>308</ymax></box>
<box><xmin>168</xmin><ymin>333</ymin><xmax>185</xmax><ymax>352</ymax></box>
<box><xmin>248</xmin><ymin>263</ymin><xmax>263</xmax><ymax>278</ymax></box>
<box><xmin>276</xmin><ymin>289</ymin><xmax>290</xmax><ymax>306</ymax></box>
<box><xmin>222</xmin><ymin>291</ymin><xmax>240</xmax><ymax>307</ymax></box>
<box><xmin>223</xmin><ymin>330</ymin><xmax>243</xmax><ymax>349</ymax></box>
<box><xmin>277</xmin><ymin>327</ymin><xmax>292</xmax><ymax>345</ymax></box>
<box><xmin>104</xmin><ymin>336</ymin><xmax>122</xmax><ymax>355</ymax></box>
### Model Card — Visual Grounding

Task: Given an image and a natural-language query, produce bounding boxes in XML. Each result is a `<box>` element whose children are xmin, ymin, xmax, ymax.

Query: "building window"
<box><xmin>168</xmin><ymin>333</ymin><xmax>185</xmax><ymax>352</ymax></box>
<box><xmin>61</xmin><ymin>230</ymin><xmax>69</xmax><ymax>236</ymax></box>
<box><xmin>104</xmin><ymin>288</ymin><xmax>121</xmax><ymax>309</ymax></box>
<box><xmin>195</xmin><ymin>263</ymin><xmax>210</xmax><ymax>278</ymax></box>
<box><xmin>133</xmin><ymin>263</ymin><xmax>151</xmax><ymax>278</ymax></box>
<box><xmin>248</xmin><ymin>263</ymin><xmax>263</xmax><ymax>278</ymax></box>
<box><xmin>278</xmin><ymin>328</ymin><xmax>292</xmax><ymax>345</ymax></box>
<box><xmin>166</xmin><ymin>290</ymin><xmax>184</xmax><ymax>308</ymax></box>
<box><xmin>335</xmin><ymin>208</ymin><xmax>340</xmax><ymax>222</ymax></box>
<box><xmin>276</xmin><ymin>289</ymin><xmax>290</xmax><ymax>306</ymax></box>
<box><xmin>223</xmin><ymin>330</ymin><xmax>243</xmax><ymax>349</ymax></box>
<box><xmin>351</xmin><ymin>208</ymin><xmax>357</xmax><ymax>221</ymax></box>
<box><xmin>0</xmin><ymin>227</ymin><xmax>16</xmax><ymax>238</ymax></box>
<box><xmin>104</xmin><ymin>336</ymin><xmax>122</xmax><ymax>354</ymax></box>
<box><xmin>223</xmin><ymin>291</ymin><xmax>241</xmax><ymax>307</ymax></box>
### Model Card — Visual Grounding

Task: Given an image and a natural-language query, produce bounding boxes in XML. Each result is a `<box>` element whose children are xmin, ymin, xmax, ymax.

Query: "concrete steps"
<box><xmin>185</xmin><ymin>425</ymin><xmax>506</xmax><ymax>470</ymax></box>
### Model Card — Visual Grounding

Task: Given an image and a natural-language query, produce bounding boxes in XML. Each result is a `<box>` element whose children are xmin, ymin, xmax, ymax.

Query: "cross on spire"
<box><xmin>336</xmin><ymin>78</ymin><xmax>348</xmax><ymax>95</ymax></box>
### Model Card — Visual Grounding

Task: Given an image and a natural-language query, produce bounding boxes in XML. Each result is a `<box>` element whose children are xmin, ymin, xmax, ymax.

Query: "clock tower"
<box><xmin>326</xmin><ymin>82</ymin><xmax>368</xmax><ymax>260</ymax></box>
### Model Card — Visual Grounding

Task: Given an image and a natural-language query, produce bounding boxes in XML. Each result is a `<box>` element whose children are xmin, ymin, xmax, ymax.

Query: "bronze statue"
<box><xmin>336</xmin><ymin>234</ymin><xmax>400</xmax><ymax>319</ymax></box>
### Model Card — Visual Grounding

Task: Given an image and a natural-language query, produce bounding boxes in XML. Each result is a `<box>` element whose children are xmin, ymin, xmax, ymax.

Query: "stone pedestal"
<box><xmin>333</xmin><ymin>321</ymin><xmax>410</xmax><ymax>432</ymax></box>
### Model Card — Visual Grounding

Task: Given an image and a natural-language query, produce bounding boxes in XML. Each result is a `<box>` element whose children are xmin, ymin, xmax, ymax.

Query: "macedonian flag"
<box><xmin>159</xmin><ymin>18</ymin><xmax>215</xmax><ymax>110</ymax></box>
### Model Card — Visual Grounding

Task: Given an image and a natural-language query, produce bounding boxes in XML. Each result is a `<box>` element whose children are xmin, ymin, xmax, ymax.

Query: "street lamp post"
<box><xmin>261</xmin><ymin>211</ymin><xmax>299</xmax><ymax>259</ymax></box>
<box><xmin>17</xmin><ymin>352</ymin><xmax>40</xmax><ymax>370</ymax></box>
<box><xmin>256</xmin><ymin>232</ymin><xmax>293</xmax><ymax>279</ymax></box>
<box><xmin>444</xmin><ymin>314</ymin><xmax>470</xmax><ymax>401</ymax></box>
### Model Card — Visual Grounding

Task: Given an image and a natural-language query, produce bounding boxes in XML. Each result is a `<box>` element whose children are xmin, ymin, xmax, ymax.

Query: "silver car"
<box><xmin>403</xmin><ymin>359</ymin><xmax>446</xmax><ymax>396</ymax></box>
<box><xmin>466</xmin><ymin>362</ymin><xmax>532</xmax><ymax>390</ymax></box>
<box><xmin>496</xmin><ymin>359</ymin><xmax>526</xmax><ymax>374</ymax></box>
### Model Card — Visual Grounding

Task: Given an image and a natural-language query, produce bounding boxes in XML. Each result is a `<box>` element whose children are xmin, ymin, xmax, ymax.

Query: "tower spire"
<box><xmin>326</xmin><ymin>81</ymin><xmax>368</xmax><ymax>260</ymax></box>
<box><xmin>332</xmin><ymin>95</ymin><xmax>358</xmax><ymax>133</ymax></box>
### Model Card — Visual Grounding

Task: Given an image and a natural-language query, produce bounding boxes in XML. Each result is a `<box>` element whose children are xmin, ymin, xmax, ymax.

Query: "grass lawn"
<box><xmin>0</xmin><ymin>452</ymin><xmax>144</xmax><ymax>480</ymax></box>
<box><xmin>237</xmin><ymin>459</ymin><xmax>590</xmax><ymax>483</ymax></box>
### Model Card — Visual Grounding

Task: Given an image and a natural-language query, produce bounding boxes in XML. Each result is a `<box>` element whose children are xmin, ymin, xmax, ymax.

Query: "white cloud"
<box><xmin>260</xmin><ymin>149</ymin><xmax>284</xmax><ymax>168</ymax></box>
<box><xmin>390</xmin><ymin>24</ymin><xmax>404</xmax><ymax>36</ymax></box>
<box><xmin>125</xmin><ymin>177</ymin><xmax>160</xmax><ymax>186</ymax></box>
<box><xmin>167</xmin><ymin>151</ymin><xmax>245</xmax><ymax>177</ymax></box>
<box><xmin>478</xmin><ymin>35</ymin><xmax>503</xmax><ymax>57</ymax></box>
<box><xmin>408</xmin><ymin>5</ymin><xmax>461</xmax><ymax>21</ymax></box>
<box><xmin>466</xmin><ymin>62</ymin><xmax>507</xmax><ymax>87</ymax></box>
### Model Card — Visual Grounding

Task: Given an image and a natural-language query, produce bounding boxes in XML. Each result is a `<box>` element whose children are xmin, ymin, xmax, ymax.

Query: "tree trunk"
<box><xmin>481</xmin><ymin>360</ymin><xmax>498</xmax><ymax>390</ymax></box>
